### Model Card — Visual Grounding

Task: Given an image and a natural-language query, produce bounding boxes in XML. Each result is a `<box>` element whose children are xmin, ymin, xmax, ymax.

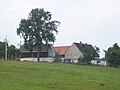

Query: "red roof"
<box><xmin>54</xmin><ymin>46</ymin><xmax>70</xmax><ymax>55</ymax></box>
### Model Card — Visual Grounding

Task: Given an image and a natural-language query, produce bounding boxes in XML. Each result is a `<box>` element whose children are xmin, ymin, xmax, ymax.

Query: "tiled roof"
<box><xmin>74</xmin><ymin>43</ymin><xmax>91</xmax><ymax>53</ymax></box>
<box><xmin>54</xmin><ymin>46</ymin><xmax>70</xmax><ymax>55</ymax></box>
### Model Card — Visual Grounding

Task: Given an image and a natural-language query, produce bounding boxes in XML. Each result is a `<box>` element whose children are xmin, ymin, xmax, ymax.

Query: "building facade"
<box><xmin>65</xmin><ymin>43</ymin><xmax>83</xmax><ymax>63</ymax></box>
<box><xmin>65</xmin><ymin>42</ymin><xmax>99</xmax><ymax>63</ymax></box>
<box><xmin>19</xmin><ymin>44</ymin><xmax>55</xmax><ymax>62</ymax></box>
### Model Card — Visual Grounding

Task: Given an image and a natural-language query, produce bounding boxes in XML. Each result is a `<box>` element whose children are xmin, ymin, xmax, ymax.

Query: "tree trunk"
<box><xmin>45</xmin><ymin>40</ymin><xmax>48</xmax><ymax>53</ymax></box>
<box><xmin>37</xmin><ymin>45</ymin><xmax>41</xmax><ymax>62</ymax></box>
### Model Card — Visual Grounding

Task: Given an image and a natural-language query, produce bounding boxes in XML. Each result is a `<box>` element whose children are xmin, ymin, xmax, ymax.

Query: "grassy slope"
<box><xmin>0</xmin><ymin>60</ymin><xmax>120</xmax><ymax>90</ymax></box>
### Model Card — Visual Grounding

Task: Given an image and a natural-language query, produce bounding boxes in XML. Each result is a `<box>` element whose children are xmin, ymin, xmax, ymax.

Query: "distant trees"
<box><xmin>105</xmin><ymin>43</ymin><xmax>120</xmax><ymax>67</ymax></box>
<box><xmin>0</xmin><ymin>41</ymin><xmax>20</xmax><ymax>60</ymax></box>
<box><xmin>17</xmin><ymin>8</ymin><xmax>60</xmax><ymax>61</ymax></box>
<box><xmin>8</xmin><ymin>45</ymin><xmax>20</xmax><ymax>60</ymax></box>
<box><xmin>0</xmin><ymin>41</ymin><xmax>5</xmax><ymax>59</ymax></box>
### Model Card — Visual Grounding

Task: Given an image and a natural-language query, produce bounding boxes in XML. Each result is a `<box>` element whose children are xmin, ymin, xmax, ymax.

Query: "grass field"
<box><xmin>0</xmin><ymin>60</ymin><xmax>120</xmax><ymax>90</ymax></box>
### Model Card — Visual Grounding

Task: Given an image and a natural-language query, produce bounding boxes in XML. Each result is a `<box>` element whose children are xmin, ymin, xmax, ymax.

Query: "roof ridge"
<box><xmin>54</xmin><ymin>46</ymin><xmax>70</xmax><ymax>47</ymax></box>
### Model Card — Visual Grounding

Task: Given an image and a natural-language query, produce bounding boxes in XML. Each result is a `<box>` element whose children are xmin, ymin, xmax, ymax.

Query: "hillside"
<box><xmin>0</xmin><ymin>60</ymin><xmax>120</xmax><ymax>90</ymax></box>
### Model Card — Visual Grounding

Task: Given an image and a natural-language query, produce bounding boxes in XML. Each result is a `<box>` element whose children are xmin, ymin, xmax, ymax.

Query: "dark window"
<box><xmin>21</xmin><ymin>52</ymin><xmax>48</xmax><ymax>58</ymax></box>
<box><xmin>97</xmin><ymin>61</ymin><xmax>100</xmax><ymax>63</ymax></box>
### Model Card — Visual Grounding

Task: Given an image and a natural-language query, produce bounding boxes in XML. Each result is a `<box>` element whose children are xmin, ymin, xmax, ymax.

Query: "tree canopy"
<box><xmin>79</xmin><ymin>46</ymin><xmax>100</xmax><ymax>65</ymax></box>
<box><xmin>0</xmin><ymin>41</ymin><xmax>5</xmax><ymax>59</ymax></box>
<box><xmin>17</xmin><ymin>8</ymin><xmax>60</xmax><ymax>61</ymax></box>
<box><xmin>8</xmin><ymin>45</ymin><xmax>20</xmax><ymax>60</ymax></box>
<box><xmin>105</xmin><ymin>43</ymin><xmax>120</xmax><ymax>67</ymax></box>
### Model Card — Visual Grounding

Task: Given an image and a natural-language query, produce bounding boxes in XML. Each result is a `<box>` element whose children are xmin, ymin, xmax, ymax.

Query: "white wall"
<box><xmin>65</xmin><ymin>43</ymin><xmax>83</xmax><ymax>63</ymax></box>
<box><xmin>21</xmin><ymin>58</ymin><xmax>37</xmax><ymax>62</ymax></box>
<box><xmin>20</xmin><ymin>57</ymin><xmax>54</xmax><ymax>62</ymax></box>
<box><xmin>48</xmin><ymin>46</ymin><xmax>56</xmax><ymax>57</ymax></box>
<box><xmin>91</xmin><ymin>60</ymin><xmax>107</xmax><ymax>66</ymax></box>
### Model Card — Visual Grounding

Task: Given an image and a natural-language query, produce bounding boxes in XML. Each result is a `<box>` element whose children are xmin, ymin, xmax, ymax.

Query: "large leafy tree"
<box><xmin>17</xmin><ymin>8</ymin><xmax>60</xmax><ymax>61</ymax></box>
<box><xmin>105</xmin><ymin>43</ymin><xmax>120</xmax><ymax>67</ymax></box>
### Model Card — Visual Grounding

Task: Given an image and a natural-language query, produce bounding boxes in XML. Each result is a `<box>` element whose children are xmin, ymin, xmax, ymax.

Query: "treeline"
<box><xmin>105</xmin><ymin>43</ymin><xmax>120</xmax><ymax>67</ymax></box>
<box><xmin>0</xmin><ymin>41</ymin><xmax>20</xmax><ymax>60</ymax></box>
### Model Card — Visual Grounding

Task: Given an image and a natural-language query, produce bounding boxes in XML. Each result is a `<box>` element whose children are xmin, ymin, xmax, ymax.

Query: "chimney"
<box><xmin>79</xmin><ymin>41</ymin><xmax>82</xmax><ymax>47</ymax></box>
<box><xmin>80</xmin><ymin>41</ymin><xmax>82</xmax><ymax>44</ymax></box>
<box><xmin>85</xmin><ymin>42</ymin><xmax>87</xmax><ymax>47</ymax></box>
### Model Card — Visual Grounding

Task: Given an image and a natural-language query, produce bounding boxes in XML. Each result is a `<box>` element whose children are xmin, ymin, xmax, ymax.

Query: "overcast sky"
<box><xmin>0</xmin><ymin>0</ymin><xmax>120</xmax><ymax>57</ymax></box>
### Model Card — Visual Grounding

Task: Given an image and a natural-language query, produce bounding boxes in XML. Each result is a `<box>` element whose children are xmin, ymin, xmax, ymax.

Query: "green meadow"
<box><xmin>0</xmin><ymin>60</ymin><xmax>120</xmax><ymax>90</ymax></box>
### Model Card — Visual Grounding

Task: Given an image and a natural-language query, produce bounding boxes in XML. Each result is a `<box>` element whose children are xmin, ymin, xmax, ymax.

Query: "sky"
<box><xmin>0</xmin><ymin>0</ymin><xmax>120</xmax><ymax>58</ymax></box>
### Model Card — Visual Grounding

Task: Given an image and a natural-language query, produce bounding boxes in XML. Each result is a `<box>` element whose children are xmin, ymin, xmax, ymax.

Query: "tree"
<box><xmin>105</xmin><ymin>43</ymin><xmax>120</xmax><ymax>67</ymax></box>
<box><xmin>8</xmin><ymin>45</ymin><xmax>20</xmax><ymax>60</ymax></box>
<box><xmin>17</xmin><ymin>8</ymin><xmax>60</xmax><ymax>61</ymax></box>
<box><xmin>94</xmin><ymin>45</ymin><xmax>100</xmax><ymax>54</ymax></box>
<box><xmin>0</xmin><ymin>41</ymin><xmax>5</xmax><ymax>59</ymax></box>
<box><xmin>79</xmin><ymin>46</ymin><xmax>99</xmax><ymax>65</ymax></box>
<box><xmin>0</xmin><ymin>41</ymin><xmax>20</xmax><ymax>60</ymax></box>
<box><xmin>83</xmin><ymin>47</ymin><xmax>94</xmax><ymax>64</ymax></box>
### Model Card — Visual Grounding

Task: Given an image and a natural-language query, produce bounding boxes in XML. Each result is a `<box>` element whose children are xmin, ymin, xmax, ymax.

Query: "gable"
<box><xmin>65</xmin><ymin>43</ymin><xmax>84</xmax><ymax>59</ymax></box>
<box><xmin>54</xmin><ymin>46</ymin><xmax>70</xmax><ymax>55</ymax></box>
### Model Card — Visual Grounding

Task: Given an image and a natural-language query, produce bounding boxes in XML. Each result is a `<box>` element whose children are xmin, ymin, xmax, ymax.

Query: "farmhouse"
<box><xmin>19</xmin><ymin>42</ymin><xmax>100</xmax><ymax>64</ymax></box>
<box><xmin>54</xmin><ymin>46</ymin><xmax>70</xmax><ymax>62</ymax></box>
<box><xmin>19</xmin><ymin>44</ymin><xmax>55</xmax><ymax>62</ymax></box>
<box><xmin>65</xmin><ymin>42</ymin><xmax>99</xmax><ymax>63</ymax></box>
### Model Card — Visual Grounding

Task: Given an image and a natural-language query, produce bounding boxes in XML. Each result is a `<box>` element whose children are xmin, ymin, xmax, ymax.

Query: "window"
<box><xmin>97</xmin><ymin>61</ymin><xmax>100</xmax><ymax>63</ymax></box>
